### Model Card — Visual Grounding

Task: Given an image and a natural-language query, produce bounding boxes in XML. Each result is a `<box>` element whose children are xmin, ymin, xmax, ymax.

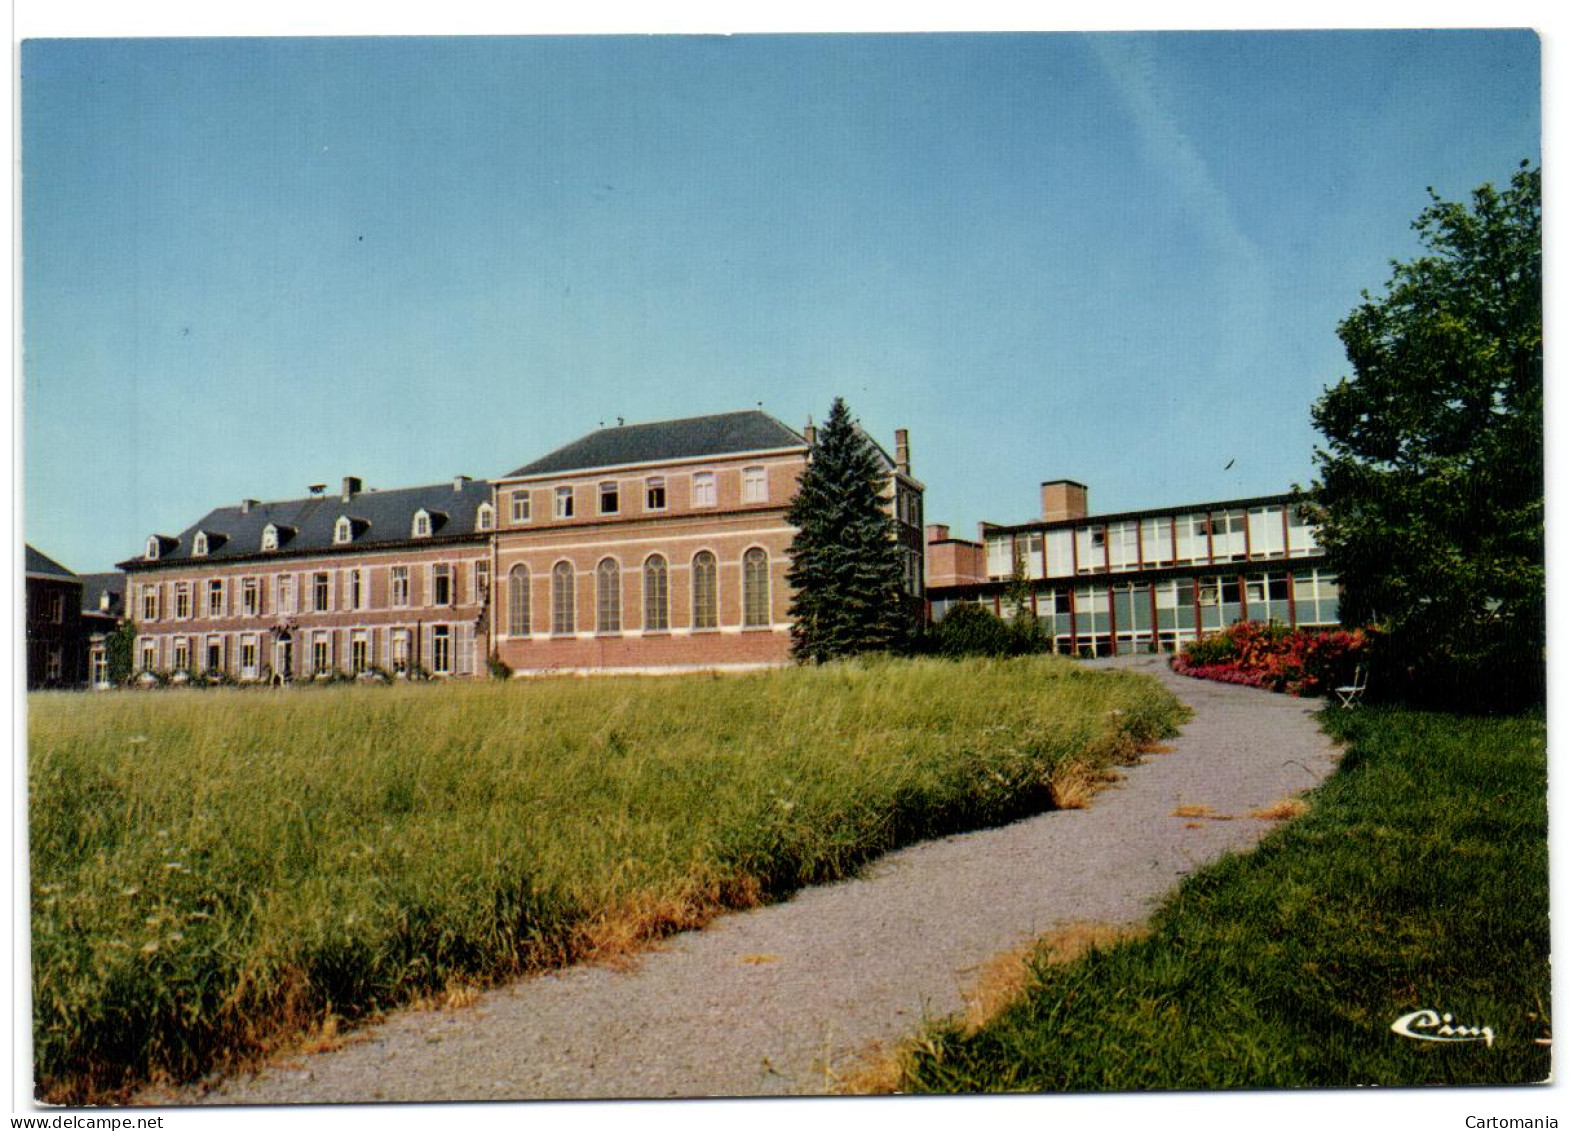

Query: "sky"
<box><xmin>4</xmin><ymin>8</ymin><xmax>1559</xmax><ymax>1131</ymax></box>
<box><xmin>19</xmin><ymin>28</ymin><xmax>1541</xmax><ymax>572</ymax></box>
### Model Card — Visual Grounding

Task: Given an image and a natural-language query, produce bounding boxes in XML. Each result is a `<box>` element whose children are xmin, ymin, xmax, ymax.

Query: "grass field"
<box><xmin>895</xmin><ymin>706</ymin><xmax>1551</xmax><ymax>1091</ymax></box>
<box><xmin>28</xmin><ymin>655</ymin><xmax>1184</xmax><ymax>1103</ymax></box>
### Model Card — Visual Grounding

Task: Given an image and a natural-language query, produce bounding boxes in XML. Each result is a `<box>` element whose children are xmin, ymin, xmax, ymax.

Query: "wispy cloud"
<box><xmin>1087</xmin><ymin>34</ymin><xmax>1271</xmax><ymax>376</ymax></box>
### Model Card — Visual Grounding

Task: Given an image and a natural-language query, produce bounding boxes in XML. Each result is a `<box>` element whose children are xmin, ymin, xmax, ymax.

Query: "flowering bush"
<box><xmin>1172</xmin><ymin>620</ymin><xmax>1370</xmax><ymax>697</ymax></box>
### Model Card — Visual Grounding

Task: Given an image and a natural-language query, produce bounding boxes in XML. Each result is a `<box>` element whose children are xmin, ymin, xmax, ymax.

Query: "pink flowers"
<box><xmin>1171</xmin><ymin>621</ymin><xmax>1370</xmax><ymax>697</ymax></box>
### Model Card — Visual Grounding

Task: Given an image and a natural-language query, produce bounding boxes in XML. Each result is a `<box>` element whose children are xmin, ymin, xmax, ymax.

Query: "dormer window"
<box><xmin>412</xmin><ymin>509</ymin><xmax>432</xmax><ymax>538</ymax></box>
<box><xmin>145</xmin><ymin>536</ymin><xmax>160</xmax><ymax>560</ymax></box>
<box><xmin>193</xmin><ymin>531</ymin><xmax>209</xmax><ymax>557</ymax></box>
<box><xmin>262</xmin><ymin>524</ymin><xmax>279</xmax><ymax>552</ymax></box>
<box><xmin>335</xmin><ymin>516</ymin><xmax>354</xmax><ymax>545</ymax></box>
<box><xmin>476</xmin><ymin>502</ymin><xmax>494</xmax><ymax>531</ymax></box>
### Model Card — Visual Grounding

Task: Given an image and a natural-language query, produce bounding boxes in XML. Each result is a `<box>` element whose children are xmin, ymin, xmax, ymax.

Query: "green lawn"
<box><xmin>28</xmin><ymin>655</ymin><xmax>1183</xmax><ymax>1102</ymax></box>
<box><xmin>898</xmin><ymin>706</ymin><xmax>1550</xmax><ymax>1091</ymax></box>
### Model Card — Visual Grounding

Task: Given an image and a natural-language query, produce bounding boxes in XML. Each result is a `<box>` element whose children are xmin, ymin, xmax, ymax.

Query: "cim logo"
<box><xmin>1391</xmin><ymin>1009</ymin><xmax>1495</xmax><ymax>1048</ymax></box>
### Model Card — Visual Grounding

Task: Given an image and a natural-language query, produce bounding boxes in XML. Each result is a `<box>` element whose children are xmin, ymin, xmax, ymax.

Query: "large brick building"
<box><xmin>25</xmin><ymin>546</ymin><xmax>88</xmax><ymax>689</ymax></box>
<box><xmin>925</xmin><ymin>479</ymin><xmax>1339</xmax><ymax>658</ymax></box>
<box><xmin>118</xmin><ymin>410</ymin><xmax>922</xmax><ymax>680</ymax></box>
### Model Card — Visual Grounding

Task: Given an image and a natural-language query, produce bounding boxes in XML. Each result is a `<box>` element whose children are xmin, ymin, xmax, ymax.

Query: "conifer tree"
<box><xmin>786</xmin><ymin>398</ymin><xmax>910</xmax><ymax>662</ymax></box>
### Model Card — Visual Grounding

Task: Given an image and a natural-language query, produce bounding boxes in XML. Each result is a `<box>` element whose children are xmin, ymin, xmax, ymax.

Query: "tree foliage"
<box><xmin>786</xmin><ymin>398</ymin><xmax>911</xmax><ymax>662</ymax></box>
<box><xmin>1304</xmin><ymin>163</ymin><xmax>1541</xmax><ymax>705</ymax></box>
<box><xmin>105</xmin><ymin>619</ymin><xmax>137</xmax><ymax>686</ymax></box>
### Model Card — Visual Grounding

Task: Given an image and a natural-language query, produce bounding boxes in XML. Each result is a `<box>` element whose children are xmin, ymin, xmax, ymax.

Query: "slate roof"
<box><xmin>119</xmin><ymin>479</ymin><xmax>493</xmax><ymax>570</ymax></box>
<box><xmin>505</xmin><ymin>411</ymin><xmax>807</xmax><ymax>479</ymax></box>
<box><xmin>25</xmin><ymin>545</ymin><xmax>79</xmax><ymax>582</ymax></box>
<box><xmin>79</xmin><ymin>572</ymin><xmax>126</xmax><ymax>617</ymax></box>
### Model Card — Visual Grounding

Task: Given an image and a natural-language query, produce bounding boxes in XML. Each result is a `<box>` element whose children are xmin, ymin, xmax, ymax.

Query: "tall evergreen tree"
<box><xmin>786</xmin><ymin>398</ymin><xmax>909</xmax><ymax>662</ymax></box>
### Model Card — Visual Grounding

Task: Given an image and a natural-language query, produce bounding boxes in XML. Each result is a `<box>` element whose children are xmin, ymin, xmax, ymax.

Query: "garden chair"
<box><xmin>1335</xmin><ymin>665</ymin><xmax>1367</xmax><ymax>709</ymax></box>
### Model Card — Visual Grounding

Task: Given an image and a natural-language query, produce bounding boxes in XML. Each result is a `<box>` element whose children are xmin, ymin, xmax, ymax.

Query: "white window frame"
<box><xmin>599</xmin><ymin>481</ymin><xmax>620</xmax><ymax>516</ymax></box>
<box><xmin>261</xmin><ymin>525</ymin><xmax>279</xmax><ymax>552</ymax></box>
<box><xmin>645</xmin><ymin>477</ymin><xmax>667</xmax><ymax>512</ymax></box>
<box><xmin>391</xmin><ymin>566</ymin><xmax>410</xmax><ymax>608</ymax></box>
<box><xmin>511</xmin><ymin>491</ymin><xmax>532</xmax><ymax>524</ymax></box>
<box><xmin>477</xmin><ymin>502</ymin><xmax>494</xmax><ymax>531</ymax></box>
<box><xmin>193</xmin><ymin>531</ymin><xmax>209</xmax><ymax>557</ymax></box>
<box><xmin>412</xmin><ymin>509</ymin><xmax>432</xmax><ymax>539</ymax></box>
<box><xmin>742</xmin><ymin>466</ymin><xmax>767</xmax><ymax>503</ymax></box>
<box><xmin>432</xmin><ymin>563</ymin><xmax>453</xmax><ymax>607</ymax></box>
<box><xmin>241</xmin><ymin>577</ymin><xmax>260</xmax><ymax>617</ymax></box>
<box><xmin>206</xmin><ymin>579</ymin><xmax>225</xmax><ymax>618</ymax></box>
<box><xmin>334</xmin><ymin>516</ymin><xmax>353</xmax><ymax>545</ymax></box>
<box><xmin>691</xmin><ymin>471</ymin><xmax>716</xmax><ymax>508</ymax></box>
<box><xmin>312</xmin><ymin>571</ymin><xmax>331</xmax><ymax>613</ymax></box>
<box><xmin>431</xmin><ymin>625</ymin><xmax>452</xmax><ymax>675</ymax></box>
<box><xmin>145</xmin><ymin>536</ymin><xmax>160</xmax><ymax>560</ymax></box>
<box><xmin>554</xmin><ymin>486</ymin><xmax>575</xmax><ymax>519</ymax></box>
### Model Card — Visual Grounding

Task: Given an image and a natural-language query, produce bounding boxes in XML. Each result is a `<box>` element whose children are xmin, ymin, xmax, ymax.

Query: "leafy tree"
<box><xmin>105</xmin><ymin>619</ymin><xmax>137</xmax><ymax>686</ymax></box>
<box><xmin>1304</xmin><ymin>162</ymin><xmax>1541</xmax><ymax>706</ymax></box>
<box><xmin>786</xmin><ymin>398</ymin><xmax>912</xmax><ymax>661</ymax></box>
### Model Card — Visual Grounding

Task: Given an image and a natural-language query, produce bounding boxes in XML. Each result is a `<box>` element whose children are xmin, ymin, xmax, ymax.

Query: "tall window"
<box><xmin>348</xmin><ymin>569</ymin><xmax>363</xmax><ymax>611</ymax></box>
<box><xmin>554</xmin><ymin>486</ymin><xmax>575</xmax><ymax>519</ymax></box>
<box><xmin>173</xmin><ymin>638</ymin><xmax>190</xmax><ymax>671</ymax></box>
<box><xmin>312</xmin><ymin>572</ymin><xmax>330</xmax><ymax>612</ymax></box>
<box><xmin>433</xmin><ymin>563</ymin><xmax>453</xmax><ymax>606</ymax></box>
<box><xmin>599</xmin><ymin>482</ymin><xmax>620</xmax><ymax>515</ymax></box>
<box><xmin>692</xmin><ymin>472</ymin><xmax>716</xmax><ymax>507</ymax></box>
<box><xmin>475</xmin><ymin>560</ymin><xmax>490</xmax><ymax>604</ymax></box>
<box><xmin>412</xmin><ymin>510</ymin><xmax>432</xmax><ymax>538</ymax></box>
<box><xmin>432</xmin><ymin>626</ymin><xmax>451</xmax><ymax>675</ymax></box>
<box><xmin>743</xmin><ymin>548</ymin><xmax>770</xmax><ymax>627</ymax></box>
<box><xmin>552</xmin><ymin>562</ymin><xmax>575</xmax><ymax>635</ymax></box>
<box><xmin>140</xmin><ymin>639</ymin><xmax>156</xmax><ymax>671</ymax></box>
<box><xmin>508</xmin><ymin>564</ymin><xmax>531</xmax><ymax>636</ymax></box>
<box><xmin>645</xmin><ymin>477</ymin><xmax>667</xmax><ymax>511</ymax></box>
<box><xmin>312</xmin><ymin>633</ymin><xmax>330</xmax><ymax>675</ymax></box>
<box><xmin>175</xmin><ymin>583</ymin><xmax>191</xmax><ymax>620</ymax></box>
<box><xmin>511</xmin><ymin>492</ymin><xmax>531</xmax><ymax>523</ymax></box>
<box><xmin>390</xmin><ymin>566</ymin><xmax>409</xmax><ymax>607</ymax></box>
<box><xmin>207</xmin><ymin>579</ymin><xmax>224</xmax><ymax>617</ymax></box>
<box><xmin>391</xmin><ymin>630</ymin><xmax>410</xmax><ymax>675</ymax></box>
<box><xmin>351</xmin><ymin>633</ymin><xmax>369</xmax><ymax>674</ymax></box>
<box><xmin>742</xmin><ymin>466</ymin><xmax>767</xmax><ymax>503</ymax></box>
<box><xmin>241</xmin><ymin>636</ymin><xmax>259</xmax><ymax>678</ymax></box>
<box><xmin>643</xmin><ymin>555</ymin><xmax>669</xmax><ymax>632</ymax></box>
<box><xmin>193</xmin><ymin>532</ymin><xmax>209</xmax><ymax>557</ymax></box>
<box><xmin>242</xmin><ymin>577</ymin><xmax>259</xmax><ymax>616</ymax></box>
<box><xmin>476</xmin><ymin>503</ymin><xmax>494</xmax><ymax>531</ymax></box>
<box><xmin>596</xmin><ymin>559</ymin><xmax>621</xmax><ymax>634</ymax></box>
<box><xmin>692</xmin><ymin>551</ymin><xmax>718</xmax><ymax>630</ymax></box>
<box><xmin>334</xmin><ymin>516</ymin><xmax>353</xmax><ymax>544</ymax></box>
<box><xmin>142</xmin><ymin>585</ymin><xmax>159</xmax><ymax>621</ymax></box>
<box><xmin>278</xmin><ymin>575</ymin><xmax>295</xmax><ymax>614</ymax></box>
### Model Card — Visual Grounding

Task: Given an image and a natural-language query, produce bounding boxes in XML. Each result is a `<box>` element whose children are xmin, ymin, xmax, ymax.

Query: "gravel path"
<box><xmin>173</xmin><ymin>657</ymin><xmax>1342</xmax><ymax>1104</ymax></box>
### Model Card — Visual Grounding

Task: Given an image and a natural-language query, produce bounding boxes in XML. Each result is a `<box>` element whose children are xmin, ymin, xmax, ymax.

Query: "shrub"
<box><xmin>1173</xmin><ymin>621</ymin><xmax>1370</xmax><ymax>697</ymax></box>
<box><xmin>931</xmin><ymin>603</ymin><xmax>1050</xmax><ymax>659</ymax></box>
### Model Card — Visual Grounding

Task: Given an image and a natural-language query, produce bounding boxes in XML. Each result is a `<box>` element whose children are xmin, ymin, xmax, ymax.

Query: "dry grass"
<box><xmin>1250</xmin><ymin>798</ymin><xmax>1310</xmax><ymax>821</ymax></box>
<box><xmin>835</xmin><ymin>922</ymin><xmax>1149</xmax><ymax>1095</ymax></box>
<box><xmin>1049</xmin><ymin>763</ymin><xmax>1123</xmax><ymax>810</ymax></box>
<box><xmin>1171</xmin><ymin>804</ymin><xmax>1236</xmax><ymax>820</ymax></box>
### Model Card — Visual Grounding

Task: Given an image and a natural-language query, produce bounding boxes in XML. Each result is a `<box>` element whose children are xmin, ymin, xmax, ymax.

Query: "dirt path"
<box><xmin>169</xmin><ymin>657</ymin><xmax>1342</xmax><ymax>1103</ymax></box>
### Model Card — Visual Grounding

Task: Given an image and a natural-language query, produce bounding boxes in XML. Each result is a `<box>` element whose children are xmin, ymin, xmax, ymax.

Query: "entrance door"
<box><xmin>275</xmin><ymin>636</ymin><xmax>293</xmax><ymax>681</ymax></box>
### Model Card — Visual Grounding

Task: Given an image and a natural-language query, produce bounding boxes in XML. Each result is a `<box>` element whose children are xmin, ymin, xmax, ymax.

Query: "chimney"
<box><xmin>894</xmin><ymin>429</ymin><xmax>910</xmax><ymax>475</ymax></box>
<box><xmin>240</xmin><ymin>498</ymin><xmax>258</xmax><ymax>514</ymax></box>
<box><xmin>925</xmin><ymin>523</ymin><xmax>950</xmax><ymax>543</ymax></box>
<box><xmin>1041</xmin><ymin>480</ymin><xmax>1090</xmax><ymax>523</ymax></box>
<box><xmin>803</xmin><ymin>420</ymin><xmax>817</xmax><ymax>446</ymax></box>
<box><xmin>341</xmin><ymin>476</ymin><xmax>362</xmax><ymax>503</ymax></box>
<box><xmin>453</xmin><ymin>475</ymin><xmax>472</xmax><ymax>493</ymax></box>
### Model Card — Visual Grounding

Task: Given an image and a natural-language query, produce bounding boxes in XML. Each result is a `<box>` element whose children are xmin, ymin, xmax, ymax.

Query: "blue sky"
<box><xmin>21</xmin><ymin>29</ymin><xmax>1540</xmax><ymax>572</ymax></box>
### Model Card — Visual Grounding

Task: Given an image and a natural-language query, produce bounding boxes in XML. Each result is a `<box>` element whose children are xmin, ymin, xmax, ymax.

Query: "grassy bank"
<box><xmin>28</xmin><ymin>655</ymin><xmax>1183</xmax><ymax>1102</ymax></box>
<box><xmin>897</xmin><ymin>707</ymin><xmax>1550</xmax><ymax>1091</ymax></box>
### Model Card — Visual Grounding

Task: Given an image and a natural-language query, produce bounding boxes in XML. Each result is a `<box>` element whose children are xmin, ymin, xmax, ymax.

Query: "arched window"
<box><xmin>193</xmin><ymin>531</ymin><xmax>209</xmax><ymax>557</ymax></box>
<box><xmin>334</xmin><ymin>516</ymin><xmax>353</xmax><ymax>545</ymax></box>
<box><xmin>476</xmin><ymin>502</ymin><xmax>494</xmax><ymax>531</ymax></box>
<box><xmin>412</xmin><ymin>509</ymin><xmax>432</xmax><ymax>538</ymax></box>
<box><xmin>261</xmin><ymin>524</ymin><xmax>279</xmax><ymax>552</ymax></box>
<box><xmin>596</xmin><ymin>558</ymin><xmax>621</xmax><ymax>634</ymax></box>
<box><xmin>643</xmin><ymin>555</ymin><xmax>669</xmax><ymax>632</ymax></box>
<box><xmin>692</xmin><ymin>551</ymin><xmax>718</xmax><ymax>630</ymax></box>
<box><xmin>145</xmin><ymin>536</ymin><xmax>161</xmax><ymax>560</ymax></box>
<box><xmin>743</xmin><ymin>548</ymin><xmax>770</xmax><ymax>628</ymax></box>
<box><xmin>551</xmin><ymin>561</ymin><xmax>575</xmax><ymax>636</ymax></box>
<box><xmin>508</xmin><ymin>564</ymin><xmax>531</xmax><ymax>637</ymax></box>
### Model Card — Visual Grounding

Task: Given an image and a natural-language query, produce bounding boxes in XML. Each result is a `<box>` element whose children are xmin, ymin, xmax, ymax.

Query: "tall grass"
<box><xmin>28</xmin><ymin>655</ymin><xmax>1183</xmax><ymax>1102</ymax></box>
<box><xmin>897</xmin><ymin>707</ymin><xmax>1550</xmax><ymax>1091</ymax></box>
